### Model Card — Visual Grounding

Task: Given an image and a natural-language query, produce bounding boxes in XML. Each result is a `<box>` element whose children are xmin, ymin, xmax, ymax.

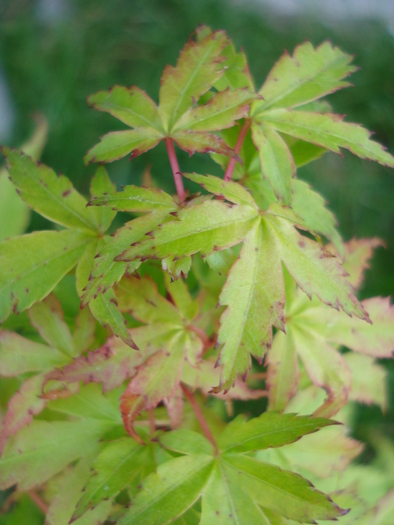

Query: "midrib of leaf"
<box><xmin>218</xmin><ymin>462</ymin><xmax>242</xmax><ymax>525</ymax></box>
<box><xmin>71</xmin><ymin>391</ymin><xmax>120</xmax><ymax>423</ymax></box>
<box><xmin>133</xmin><ymin>455</ymin><xmax>213</xmax><ymax>513</ymax></box>
<box><xmin>263</xmin><ymin>112</ymin><xmax>387</xmax><ymax>159</ymax></box>
<box><xmin>18</xmin><ymin>163</ymin><xmax>98</xmax><ymax>232</ymax></box>
<box><xmin>224</xmin><ymin>457</ymin><xmax>329</xmax><ymax>511</ymax></box>
<box><xmin>101</xmin><ymin>102</ymin><xmax>163</xmax><ymax>133</ymax></box>
<box><xmin>257</xmin><ymin>54</ymin><xmax>350</xmax><ymax>112</ymax></box>
<box><xmin>97</xmin><ymin>196</ymin><xmax>174</xmax><ymax>209</ymax></box>
<box><xmin>178</xmin><ymin>100</ymin><xmax>245</xmax><ymax>130</ymax></box>
<box><xmin>0</xmin><ymin>235</ymin><xmax>93</xmax><ymax>297</ymax></box>
<box><xmin>81</xmin><ymin>447</ymin><xmax>142</xmax><ymax>504</ymax></box>
<box><xmin>168</xmin><ymin>40</ymin><xmax>220</xmax><ymax>131</ymax></box>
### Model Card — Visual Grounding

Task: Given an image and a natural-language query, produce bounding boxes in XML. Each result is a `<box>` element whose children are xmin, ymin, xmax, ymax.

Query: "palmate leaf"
<box><xmin>343</xmin><ymin>353</ymin><xmax>387</xmax><ymax>409</ymax></box>
<box><xmin>0</xmin><ymin>229</ymin><xmax>92</xmax><ymax>323</ymax></box>
<box><xmin>2</xmin><ymin>148</ymin><xmax>100</xmax><ymax>233</ymax></box>
<box><xmin>254</xmin><ymin>41</ymin><xmax>356</xmax><ymax>112</ymax></box>
<box><xmin>85</xmin><ymin>30</ymin><xmax>254</xmax><ymax>165</ymax></box>
<box><xmin>118</xmin><ymin>175</ymin><xmax>368</xmax><ymax>389</ymax></box>
<box><xmin>117</xmin><ymin>413</ymin><xmax>344</xmax><ymax>525</ymax></box>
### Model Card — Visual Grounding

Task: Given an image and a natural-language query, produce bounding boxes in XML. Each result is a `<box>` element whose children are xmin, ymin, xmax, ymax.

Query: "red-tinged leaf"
<box><xmin>182</xmin><ymin>359</ymin><xmax>267</xmax><ymax>401</ymax></box>
<box><xmin>344</xmin><ymin>353</ymin><xmax>387</xmax><ymax>410</ymax></box>
<box><xmin>72</xmin><ymin>307</ymin><xmax>96</xmax><ymax>355</ymax></box>
<box><xmin>267</xmin><ymin>330</ymin><xmax>299</xmax><ymax>412</ymax></box>
<box><xmin>42</xmin><ymin>336</ymin><xmax>148</xmax><ymax>396</ymax></box>
<box><xmin>159</xmin><ymin>30</ymin><xmax>228</xmax><ymax>130</ymax></box>
<box><xmin>164</xmin><ymin>385</ymin><xmax>184</xmax><ymax>429</ymax></box>
<box><xmin>84</xmin><ymin>128</ymin><xmax>162</xmax><ymax>164</ymax></box>
<box><xmin>292</xmin><ymin>324</ymin><xmax>351</xmax><ymax>418</ymax></box>
<box><xmin>0</xmin><ymin>374</ymin><xmax>46</xmax><ymax>454</ymax></box>
<box><xmin>341</xmin><ymin>237</ymin><xmax>384</xmax><ymax>289</ymax></box>
<box><xmin>120</xmin><ymin>333</ymin><xmax>186</xmax><ymax>443</ymax></box>
<box><xmin>87</xmin><ymin>85</ymin><xmax>163</xmax><ymax>132</ymax></box>
<box><xmin>172</xmin><ymin>130</ymin><xmax>238</xmax><ymax>158</ymax></box>
<box><xmin>173</xmin><ymin>88</ymin><xmax>253</xmax><ymax>132</ymax></box>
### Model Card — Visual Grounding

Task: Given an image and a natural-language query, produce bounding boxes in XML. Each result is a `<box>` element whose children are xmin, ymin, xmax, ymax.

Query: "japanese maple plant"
<box><xmin>1</xmin><ymin>27</ymin><xmax>394</xmax><ymax>524</ymax></box>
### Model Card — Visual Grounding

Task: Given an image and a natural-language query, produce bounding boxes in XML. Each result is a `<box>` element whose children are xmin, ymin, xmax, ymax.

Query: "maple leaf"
<box><xmin>266</xmin><ymin>239</ymin><xmax>394</xmax><ymax>417</ymax></box>
<box><xmin>0</xmin><ymin>294</ymin><xmax>94</xmax><ymax>453</ymax></box>
<box><xmin>114</xmin><ymin>275</ymin><xmax>205</xmax><ymax>442</ymax></box>
<box><xmin>247</xmin><ymin>42</ymin><xmax>394</xmax><ymax>204</ymax></box>
<box><xmin>115</xmin><ymin>413</ymin><xmax>345</xmax><ymax>525</ymax></box>
<box><xmin>84</xmin><ymin>30</ymin><xmax>256</xmax><ymax>165</ymax></box>
<box><xmin>116</xmin><ymin>174</ymin><xmax>369</xmax><ymax>389</ymax></box>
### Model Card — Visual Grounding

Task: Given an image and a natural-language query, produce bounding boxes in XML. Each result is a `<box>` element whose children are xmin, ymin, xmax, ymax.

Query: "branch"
<box><xmin>224</xmin><ymin>119</ymin><xmax>251</xmax><ymax>181</ymax></box>
<box><xmin>165</xmin><ymin>138</ymin><xmax>186</xmax><ymax>202</ymax></box>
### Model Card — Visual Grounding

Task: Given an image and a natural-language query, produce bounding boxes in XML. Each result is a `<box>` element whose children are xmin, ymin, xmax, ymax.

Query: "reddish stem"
<box><xmin>165</xmin><ymin>138</ymin><xmax>186</xmax><ymax>202</ymax></box>
<box><xmin>28</xmin><ymin>490</ymin><xmax>48</xmax><ymax>514</ymax></box>
<box><xmin>181</xmin><ymin>384</ymin><xmax>218</xmax><ymax>453</ymax></box>
<box><xmin>224</xmin><ymin>119</ymin><xmax>251</xmax><ymax>182</ymax></box>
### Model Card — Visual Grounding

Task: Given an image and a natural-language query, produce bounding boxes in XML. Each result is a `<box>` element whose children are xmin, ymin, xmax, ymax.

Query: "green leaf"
<box><xmin>84</xmin><ymin>128</ymin><xmax>162</xmax><ymax>164</ymax></box>
<box><xmin>116</xmin><ymin>200</ymin><xmax>258</xmax><ymax>262</ymax></box>
<box><xmin>28</xmin><ymin>294</ymin><xmax>75</xmax><ymax>357</ymax></box>
<box><xmin>214</xmin><ymin>41</ymin><xmax>254</xmax><ymax>91</ymax></box>
<box><xmin>343</xmin><ymin>353</ymin><xmax>387</xmax><ymax>409</ymax></box>
<box><xmin>0</xmin><ymin>169</ymin><xmax>31</xmax><ymax>241</ymax></box>
<box><xmin>72</xmin><ymin>307</ymin><xmax>96</xmax><ymax>355</ymax></box>
<box><xmin>162</xmin><ymin>255</ymin><xmax>192</xmax><ymax>280</ymax></box>
<box><xmin>0</xmin><ymin>419</ymin><xmax>111</xmax><ymax>490</ymax></box>
<box><xmin>341</xmin><ymin>237</ymin><xmax>383</xmax><ymax>288</ymax></box>
<box><xmin>159</xmin><ymin>30</ymin><xmax>228</xmax><ymax>130</ymax></box>
<box><xmin>216</xmin><ymin>222</ymin><xmax>285</xmax><ymax>388</ymax></box>
<box><xmin>223</xmin><ymin>455</ymin><xmax>346</xmax><ymax>522</ymax></box>
<box><xmin>0</xmin><ymin>331</ymin><xmax>67</xmax><ymax>375</ymax></box>
<box><xmin>291</xmin><ymin>323</ymin><xmax>351</xmax><ymax>417</ymax></box>
<box><xmin>218</xmin><ymin>412</ymin><xmax>335</xmax><ymax>454</ymax></box>
<box><xmin>117</xmin><ymin>454</ymin><xmax>214</xmax><ymax>525</ymax></box>
<box><xmin>172</xmin><ymin>130</ymin><xmax>237</xmax><ymax>157</ymax></box>
<box><xmin>266</xmin><ymin>330</ymin><xmax>298</xmax><ymax>412</ymax></box>
<box><xmin>88</xmin><ymin>166</ymin><xmax>117</xmax><ymax>233</ymax></box>
<box><xmin>88</xmin><ymin>184</ymin><xmax>176</xmax><ymax>213</ymax></box>
<box><xmin>251</xmin><ymin>122</ymin><xmax>295</xmax><ymax>204</ymax></box>
<box><xmin>262</xmin><ymin>109</ymin><xmax>394</xmax><ymax>168</ymax></box>
<box><xmin>160</xmin><ymin>429</ymin><xmax>214</xmax><ymax>456</ymax></box>
<box><xmin>87</xmin><ymin>85</ymin><xmax>163</xmax><ymax>132</ymax></box>
<box><xmin>200</xmin><ymin>464</ymin><xmax>268</xmax><ymax>525</ymax></box>
<box><xmin>3</xmin><ymin>148</ymin><xmax>99</xmax><ymax>233</ymax></box>
<box><xmin>72</xmin><ymin>438</ymin><xmax>152</xmax><ymax>521</ymax></box>
<box><xmin>182</xmin><ymin>172</ymin><xmax>258</xmax><ymax>208</ymax></box>
<box><xmin>46</xmin><ymin>458</ymin><xmax>112</xmax><ymax>525</ymax></box>
<box><xmin>291</xmin><ymin>179</ymin><xmax>343</xmax><ymax>258</ymax></box>
<box><xmin>173</xmin><ymin>88</ymin><xmax>253</xmax><ymax>132</ymax></box>
<box><xmin>253</xmin><ymin>41</ymin><xmax>356</xmax><ymax>112</ymax></box>
<box><xmin>0</xmin><ymin>229</ymin><xmax>91</xmax><ymax>323</ymax></box>
<box><xmin>164</xmin><ymin>274</ymin><xmax>199</xmax><ymax>322</ymax></box>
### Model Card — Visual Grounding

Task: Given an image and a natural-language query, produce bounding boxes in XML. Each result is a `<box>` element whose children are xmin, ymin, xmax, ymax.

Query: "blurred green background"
<box><xmin>0</xmin><ymin>0</ymin><xmax>393</xmax><ymax>513</ymax></box>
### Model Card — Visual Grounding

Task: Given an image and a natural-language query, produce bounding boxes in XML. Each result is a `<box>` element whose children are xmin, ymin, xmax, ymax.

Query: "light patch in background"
<box><xmin>0</xmin><ymin>69</ymin><xmax>15</xmax><ymax>142</ymax></box>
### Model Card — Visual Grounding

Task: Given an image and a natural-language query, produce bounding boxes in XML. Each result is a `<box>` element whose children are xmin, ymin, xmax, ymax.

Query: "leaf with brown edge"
<box><xmin>172</xmin><ymin>130</ymin><xmax>238</xmax><ymax>157</ymax></box>
<box><xmin>340</xmin><ymin>237</ymin><xmax>384</xmax><ymax>289</ymax></box>
<box><xmin>41</xmin><ymin>336</ymin><xmax>151</xmax><ymax>398</ymax></box>
<box><xmin>159</xmin><ymin>29</ymin><xmax>228</xmax><ymax>131</ymax></box>
<box><xmin>84</xmin><ymin>128</ymin><xmax>162</xmax><ymax>164</ymax></box>
<box><xmin>120</xmin><ymin>332</ymin><xmax>186</xmax><ymax>443</ymax></box>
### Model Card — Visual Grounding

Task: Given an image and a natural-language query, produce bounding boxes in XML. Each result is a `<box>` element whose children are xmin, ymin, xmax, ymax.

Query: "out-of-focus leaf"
<box><xmin>0</xmin><ymin>229</ymin><xmax>92</xmax><ymax>323</ymax></box>
<box><xmin>341</xmin><ymin>238</ymin><xmax>384</xmax><ymax>288</ymax></box>
<box><xmin>28</xmin><ymin>294</ymin><xmax>74</xmax><ymax>357</ymax></box>
<box><xmin>3</xmin><ymin>148</ymin><xmax>99</xmax><ymax>233</ymax></box>
<box><xmin>344</xmin><ymin>353</ymin><xmax>387</xmax><ymax>409</ymax></box>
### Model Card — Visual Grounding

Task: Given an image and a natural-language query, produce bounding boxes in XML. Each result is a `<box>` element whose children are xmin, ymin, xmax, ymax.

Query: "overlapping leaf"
<box><xmin>85</xmin><ymin>30</ymin><xmax>255</xmax><ymax>165</ymax></box>
<box><xmin>267</xmin><ymin>238</ymin><xmax>393</xmax><ymax>416</ymax></box>
<box><xmin>115</xmin><ymin>413</ymin><xmax>344</xmax><ymax>524</ymax></box>
<box><xmin>116</xmin><ymin>174</ymin><xmax>368</xmax><ymax>389</ymax></box>
<box><xmin>248</xmin><ymin>42</ymin><xmax>394</xmax><ymax>203</ymax></box>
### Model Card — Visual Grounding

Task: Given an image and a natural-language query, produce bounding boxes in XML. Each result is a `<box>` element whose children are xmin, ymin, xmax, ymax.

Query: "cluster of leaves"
<box><xmin>1</xmin><ymin>27</ymin><xmax>394</xmax><ymax>524</ymax></box>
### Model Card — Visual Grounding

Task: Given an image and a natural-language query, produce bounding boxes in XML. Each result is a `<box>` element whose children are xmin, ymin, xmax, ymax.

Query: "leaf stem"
<box><xmin>181</xmin><ymin>384</ymin><xmax>218</xmax><ymax>453</ymax></box>
<box><xmin>165</xmin><ymin>138</ymin><xmax>186</xmax><ymax>202</ymax></box>
<box><xmin>224</xmin><ymin>119</ymin><xmax>251</xmax><ymax>182</ymax></box>
<box><xmin>28</xmin><ymin>490</ymin><xmax>48</xmax><ymax>514</ymax></box>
